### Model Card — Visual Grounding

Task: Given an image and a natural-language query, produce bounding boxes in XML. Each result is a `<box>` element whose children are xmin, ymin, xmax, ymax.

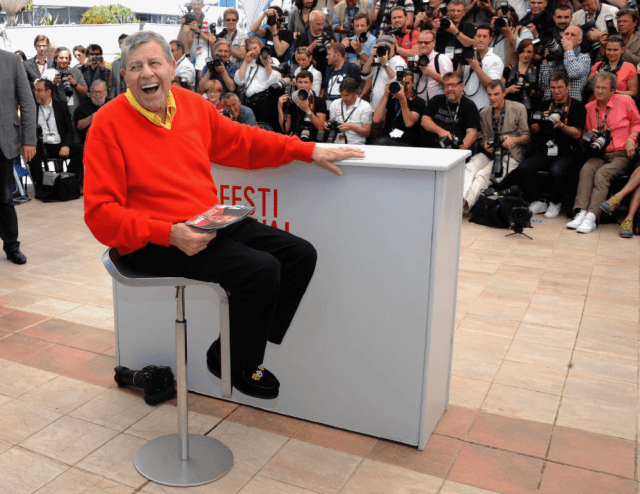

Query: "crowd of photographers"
<box><xmin>14</xmin><ymin>0</ymin><xmax>640</xmax><ymax>237</ymax></box>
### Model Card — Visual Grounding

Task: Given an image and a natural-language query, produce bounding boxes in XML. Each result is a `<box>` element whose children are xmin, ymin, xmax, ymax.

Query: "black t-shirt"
<box><xmin>382</xmin><ymin>95</ymin><xmax>426</xmax><ymax>145</ymax></box>
<box><xmin>74</xmin><ymin>97</ymin><xmax>111</xmax><ymax>143</ymax></box>
<box><xmin>435</xmin><ymin>22</ymin><xmax>477</xmax><ymax>57</ymax></box>
<box><xmin>423</xmin><ymin>94</ymin><xmax>480</xmax><ymax>147</ymax></box>
<box><xmin>265</xmin><ymin>28</ymin><xmax>294</xmax><ymax>58</ymax></box>
<box><xmin>290</xmin><ymin>95</ymin><xmax>328</xmax><ymax>142</ymax></box>
<box><xmin>534</xmin><ymin>97</ymin><xmax>586</xmax><ymax>157</ymax></box>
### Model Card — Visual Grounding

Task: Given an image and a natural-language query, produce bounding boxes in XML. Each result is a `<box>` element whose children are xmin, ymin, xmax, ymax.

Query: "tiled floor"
<box><xmin>0</xmin><ymin>195</ymin><xmax>638</xmax><ymax>493</ymax></box>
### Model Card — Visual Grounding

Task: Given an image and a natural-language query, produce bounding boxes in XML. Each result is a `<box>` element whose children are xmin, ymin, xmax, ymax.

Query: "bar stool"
<box><xmin>102</xmin><ymin>248</ymin><xmax>234</xmax><ymax>487</ymax></box>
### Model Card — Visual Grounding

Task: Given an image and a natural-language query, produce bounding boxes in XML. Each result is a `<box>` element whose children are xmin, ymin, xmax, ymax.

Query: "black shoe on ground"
<box><xmin>206</xmin><ymin>339</ymin><xmax>279</xmax><ymax>399</ymax></box>
<box><xmin>6</xmin><ymin>249</ymin><xmax>26</xmax><ymax>265</ymax></box>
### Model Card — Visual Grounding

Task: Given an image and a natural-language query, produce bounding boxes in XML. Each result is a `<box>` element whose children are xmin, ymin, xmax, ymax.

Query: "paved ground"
<box><xmin>0</xmin><ymin>195</ymin><xmax>637</xmax><ymax>493</ymax></box>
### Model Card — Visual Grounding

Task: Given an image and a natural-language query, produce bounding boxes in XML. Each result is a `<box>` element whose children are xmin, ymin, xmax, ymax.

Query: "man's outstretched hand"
<box><xmin>169</xmin><ymin>222</ymin><xmax>216</xmax><ymax>256</ymax></box>
<box><xmin>311</xmin><ymin>146</ymin><xmax>365</xmax><ymax>176</ymax></box>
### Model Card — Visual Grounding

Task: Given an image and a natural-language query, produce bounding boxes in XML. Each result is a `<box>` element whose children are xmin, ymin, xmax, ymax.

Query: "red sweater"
<box><xmin>84</xmin><ymin>88</ymin><xmax>315</xmax><ymax>254</ymax></box>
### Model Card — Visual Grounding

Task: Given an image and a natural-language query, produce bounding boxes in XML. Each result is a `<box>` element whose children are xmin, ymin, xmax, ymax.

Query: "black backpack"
<box><xmin>40</xmin><ymin>172</ymin><xmax>81</xmax><ymax>202</ymax></box>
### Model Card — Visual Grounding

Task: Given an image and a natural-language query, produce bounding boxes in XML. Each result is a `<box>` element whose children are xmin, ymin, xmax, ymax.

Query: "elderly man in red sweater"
<box><xmin>84</xmin><ymin>31</ymin><xmax>364</xmax><ymax>400</ymax></box>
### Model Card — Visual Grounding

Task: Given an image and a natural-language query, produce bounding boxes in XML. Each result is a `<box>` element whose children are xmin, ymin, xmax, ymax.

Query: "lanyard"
<box><xmin>586</xmin><ymin>5</ymin><xmax>602</xmax><ymax>24</ymax></box>
<box><xmin>447</xmin><ymin>102</ymin><xmax>460</xmax><ymax>134</ymax></box>
<box><xmin>39</xmin><ymin>106</ymin><xmax>54</xmax><ymax>134</ymax></box>
<box><xmin>245</xmin><ymin>64</ymin><xmax>259</xmax><ymax>89</ymax></box>
<box><xmin>341</xmin><ymin>100</ymin><xmax>359</xmax><ymax>123</ymax></box>
<box><xmin>492</xmin><ymin>102</ymin><xmax>506</xmax><ymax>134</ymax></box>
<box><xmin>596</xmin><ymin>105</ymin><xmax>610</xmax><ymax>132</ymax></box>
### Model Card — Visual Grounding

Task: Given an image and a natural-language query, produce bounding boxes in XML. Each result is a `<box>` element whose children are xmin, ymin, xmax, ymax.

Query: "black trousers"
<box><xmin>0</xmin><ymin>149</ymin><xmax>20</xmax><ymax>254</ymax></box>
<box><xmin>126</xmin><ymin>218</ymin><xmax>317</xmax><ymax>366</ymax></box>
<box><xmin>516</xmin><ymin>151</ymin><xmax>577</xmax><ymax>204</ymax></box>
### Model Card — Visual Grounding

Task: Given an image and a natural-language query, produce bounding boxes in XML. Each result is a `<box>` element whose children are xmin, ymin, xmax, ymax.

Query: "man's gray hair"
<box><xmin>222</xmin><ymin>92</ymin><xmax>241</xmax><ymax>103</ymax></box>
<box><xmin>90</xmin><ymin>79</ymin><xmax>107</xmax><ymax>91</ymax></box>
<box><xmin>309</xmin><ymin>9</ymin><xmax>325</xmax><ymax>22</ymax></box>
<box><xmin>121</xmin><ymin>31</ymin><xmax>173</xmax><ymax>71</ymax></box>
<box><xmin>214</xmin><ymin>39</ymin><xmax>231</xmax><ymax>50</ymax></box>
<box><xmin>594</xmin><ymin>71</ymin><xmax>618</xmax><ymax>91</ymax></box>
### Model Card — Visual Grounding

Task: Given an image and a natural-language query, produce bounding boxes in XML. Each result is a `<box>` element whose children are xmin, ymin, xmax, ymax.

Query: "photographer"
<box><xmin>278</xmin><ymin>71</ymin><xmax>328</xmax><ymax>140</ymax></box>
<box><xmin>322</xmin><ymin>43</ymin><xmax>362</xmax><ymax>101</ymax></box>
<box><xmin>618</xmin><ymin>9</ymin><xmax>640</xmax><ymax>67</ymax></box>
<box><xmin>520</xmin><ymin>0</ymin><xmax>555</xmax><ymax>38</ymax></box>
<box><xmin>177</xmin><ymin>0</ymin><xmax>214</xmax><ymax>74</ymax></box>
<box><xmin>413</xmin><ymin>30</ymin><xmax>453</xmax><ymax>103</ymax></box>
<box><xmin>42</xmin><ymin>46</ymin><xmax>87</xmax><ymax>120</ymax></box>
<box><xmin>490</xmin><ymin>4</ymin><xmax>529</xmax><ymax>69</ymax></box>
<box><xmin>251</xmin><ymin>6</ymin><xmax>294</xmax><ymax>60</ymax></box>
<box><xmin>170</xmin><ymin>40</ymin><xmax>196</xmax><ymax>91</ymax></box>
<box><xmin>587</xmin><ymin>35</ymin><xmax>638</xmax><ymax>98</ymax></box>
<box><xmin>434</xmin><ymin>0</ymin><xmax>475</xmax><ymax>59</ymax></box>
<box><xmin>539</xmin><ymin>25</ymin><xmax>591</xmax><ymax>101</ymax></box>
<box><xmin>390</xmin><ymin>8</ymin><xmax>420</xmax><ymax>61</ymax></box>
<box><xmin>216</xmin><ymin>8</ymin><xmax>248</xmax><ymax>66</ymax></box>
<box><xmin>369</xmin><ymin>0</ymin><xmax>415</xmax><ymax>33</ymax></box>
<box><xmin>372</xmin><ymin>71</ymin><xmax>425</xmax><ymax>145</ymax></box>
<box><xmin>421</xmin><ymin>71</ymin><xmax>480</xmax><ymax>149</ymax></box>
<box><xmin>342</xmin><ymin>13</ymin><xmax>376</xmax><ymax>66</ymax></box>
<box><xmin>502</xmin><ymin>39</ymin><xmax>539</xmax><ymax>114</ymax></box>
<box><xmin>333</xmin><ymin>0</ymin><xmax>370</xmax><ymax>41</ymax></box>
<box><xmin>462</xmin><ymin>0</ymin><xmax>497</xmax><ymax>27</ymax></box>
<box><xmin>516</xmin><ymin>72</ymin><xmax>585</xmax><ymax>218</ymax></box>
<box><xmin>80</xmin><ymin>44</ymin><xmax>111</xmax><ymax>90</ymax></box>
<box><xmin>569</xmin><ymin>0</ymin><xmax>619</xmax><ymax>58</ymax></box>
<box><xmin>361</xmin><ymin>35</ymin><xmax>407</xmax><ymax>112</ymax></box>
<box><xmin>290</xmin><ymin>0</ymin><xmax>318</xmax><ymax>36</ymax></box>
<box><xmin>568</xmin><ymin>71</ymin><xmax>640</xmax><ymax>234</ymax></box>
<box><xmin>221</xmin><ymin>92</ymin><xmax>258</xmax><ymax>126</ymax></box>
<box><xmin>293</xmin><ymin>47</ymin><xmax>323</xmax><ymax>96</ymax></box>
<box><xmin>538</xmin><ymin>4</ymin><xmax>572</xmax><ymax>53</ymax></box>
<box><xmin>198</xmin><ymin>39</ymin><xmax>238</xmax><ymax>95</ymax></box>
<box><xmin>457</xmin><ymin>25</ymin><xmax>505</xmax><ymax>111</ymax></box>
<box><xmin>327</xmin><ymin>77</ymin><xmax>372</xmax><ymax>143</ymax></box>
<box><xmin>462</xmin><ymin>80</ymin><xmax>530</xmax><ymax>210</ymax></box>
<box><xmin>296</xmin><ymin>10</ymin><xmax>333</xmax><ymax>76</ymax></box>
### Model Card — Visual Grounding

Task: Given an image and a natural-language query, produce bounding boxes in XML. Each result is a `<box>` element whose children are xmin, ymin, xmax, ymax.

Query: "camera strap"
<box><xmin>548</xmin><ymin>97</ymin><xmax>572</xmax><ymax>124</ymax></box>
<box><xmin>492</xmin><ymin>102</ymin><xmax>506</xmax><ymax>135</ymax></box>
<box><xmin>447</xmin><ymin>101</ymin><xmax>460</xmax><ymax>135</ymax></box>
<box><xmin>596</xmin><ymin>105</ymin><xmax>610</xmax><ymax>132</ymax></box>
<box><xmin>585</xmin><ymin>4</ymin><xmax>602</xmax><ymax>25</ymax></box>
<box><xmin>244</xmin><ymin>64</ymin><xmax>259</xmax><ymax>90</ymax></box>
<box><xmin>341</xmin><ymin>100</ymin><xmax>359</xmax><ymax>123</ymax></box>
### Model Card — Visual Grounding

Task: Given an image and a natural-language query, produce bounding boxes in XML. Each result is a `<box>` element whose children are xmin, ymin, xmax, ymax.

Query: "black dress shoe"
<box><xmin>6</xmin><ymin>249</ymin><xmax>26</xmax><ymax>265</ymax></box>
<box><xmin>207</xmin><ymin>340</ymin><xmax>279</xmax><ymax>399</ymax></box>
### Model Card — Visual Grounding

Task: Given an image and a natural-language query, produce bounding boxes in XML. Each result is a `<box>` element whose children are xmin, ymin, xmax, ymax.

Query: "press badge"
<box><xmin>547</xmin><ymin>140</ymin><xmax>558</xmax><ymax>157</ymax></box>
<box><xmin>389</xmin><ymin>128</ymin><xmax>404</xmax><ymax>138</ymax></box>
<box><xmin>445</xmin><ymin>46</ymin><xmax>455</xmax><ymax>59</ymax></box>
<box><xmin>339</xmin><ymin>133</ymin><xmax>347</xmax><ymax>143</ymax></box>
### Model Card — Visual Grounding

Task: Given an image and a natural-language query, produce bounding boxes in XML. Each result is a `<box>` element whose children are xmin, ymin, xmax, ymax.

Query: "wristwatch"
<box><xmin>72</xmin><ymin>82</ymin><xmax>78</xmax><ymax>88</ymax></box>
<box><xmin>382</xmin><ymin>63</ymin><xmax>389</xmax><ymax>68</ymax></box>
<box><xmin>454</xmin><ymin>31</ymin><xmax>461</xmax><ymax>37</ymax></box>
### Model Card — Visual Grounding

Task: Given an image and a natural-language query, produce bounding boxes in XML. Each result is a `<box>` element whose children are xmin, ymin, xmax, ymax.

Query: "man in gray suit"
<box><xmin>0</xmin><ymin>49</ymin><xmax>37</xmax><ymax>264</ymax></box>
<box><xmin>23</xmin><ymin>34</ymin><xmax>54</xmax><ymax>88</ymax></box>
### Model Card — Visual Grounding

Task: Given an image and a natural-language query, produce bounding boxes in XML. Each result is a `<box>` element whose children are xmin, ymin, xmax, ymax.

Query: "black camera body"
<box><xmin>314</xmin><ymin>31</ymin><xmax>334</xmax><ymax>55</ymax></box>
<box><xmin>222</xmin><ymin>108</ymin><xmax>232</xmax><ymax>118</ymax></box>
<box><xmin>494</xmin><ymin>16</ymin><xmax>510</xmax><ymax>30</ymax></box>
<box><xmin>376</xmin><ymin>43</ymin><xmax>390</xmax><ymax>58</ymax></box>
<box><xmin>531</xmin><ymin>106</ymin><xmax>566</xmax><ymax>132</ymax></box>
<box><xmin>56</xmin><ymin>71</ymin><xmax>73</xmax><ymax>97</ymax></box>
<box><xmin>439</xmin><ymin>135</ymin><xmax>461</xmax><ymax>149</ymax></box>
<box><xmin>205</xmin><ymin>56</ymin><xmax>226</xmax><ymax>73</ymax></box>
<box><xmin>584</xmin><ymin>129</ymin><xmax>612</xmax><ymax>154</ymax></box>
<box><xmin>114</xmin><ymin>365</ymin><xmax>176</xmax><ymax>406</ymax></box>
<box><xmin>267</xmin><ymin>14</ymin><xmax>278</xmax><ymax>26</ymax></box>
<box><xmin>440</xmin><ymin>15</ymin><xmax>453</xmax><ymax>31</ymax></box>
<box><xmin>604</xmin><ymin>14</ymin><xmax>618</xmax><ymax>36</ymax></box>
<box><xmin>389</xmin><ymin>68</ymin><xmax>406</xmax><ymax>94</ymax></box>
<box><xmin>345</xmin><ymin>32</ymin><xmax>368</xmax><ymax>53</ymax></box>
<box><xmin>581</xmin><ymin>20</ymin><xmax>601</xmax><ymax>52</ymax></box>
<box><xmin>454</xmin><ymin>46</ymin><xmax>476</xmax><ymax>65</ymax></box>
<box><xmin>299</xmin><ymin>112</ymin><xmax>313</xmax><ymax>142</ymax></box>
<box><xmin>515</xmin><ymin>72</ymin><xmax>537</xmax><ymax>110</ymax></box>
<box><xmin>318</xmin><ymin>119</ymin><xmax>340</xmax><ymax>143</ymax></box>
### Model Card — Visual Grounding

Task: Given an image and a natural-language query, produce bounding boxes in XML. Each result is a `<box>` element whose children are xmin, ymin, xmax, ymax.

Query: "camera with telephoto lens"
<box><xmin>183</xmin><ymin>9</ymin><xmax>202</xmax><ymax>35</ymax></box>
<box><xmin>520</xmin><ymin>11</ymin><xmax>544</xmax><ymax>28</ymax></box>
<box><xmin>482</xmin><ymin>185</ymin><xmax>532</xmax><ymax>234</ymax></box>
<box><xmin>531</xmin><ymin>106</ymin><xmax>566</xmax><ymax>132</ymax></box>
<box><xmin>454</xmin><ymin>46</ymin><xmax>476</xmax><ymax>65</ymax></box>
<box><xmin>291</xmin><ymin>88</ymin><xmax>309</xmax><ymax>104</ymax></box>
<box><xmin>317</xmin><ymin>119</ymin><xmax>340</xmax><ymax>143</ymax></box>
<box><xmin>114</xmin><ymin>365</ymin><xmax>176</xmax><ymax>406</ymax></box>
<box><xmin>583</xmin><ymin>129</ymin><xmax>612</xmax><ymax>154</ymax></box>
<box><xmin>486</xmin><ymin>131</ymin><xmax>506</xmax><ymax>177</ymax></box>
<box><xmin>56</xmin><ymin>71</ymin><xmax>73</xmax><ymax>97</ymax></box>
<box><xmin>416</xmin><ymin>54</ymin><xmax>430</xmax><ymax>70</ymax></box>
<box><xmin>440</xmin><ymin>15</ymin><xmax>453</xmax><ymax>31</ymax></box>
<box><xmin>314</xmin><ymin>31</ymin><xmax>334</xmax><ymax>55</ymax></box>
<box><xmin>389</xmin><ymin>68</ymin><xmax>406</xmax><ymax>94</ymax></box>
<box><xmin>515</xmin><ymin>72</ymin><xmax>537</xmax><ymax>110</ymax></box>
<box><xmin>494</xmin><ymin>16</ymin><xmax>510</xmax><ymax>30</ymax></box>
<box><xmin>439</xmin><ymin>135</ymin><xmax>461</xmax><ymax>149</ymax></box>
<box><xmin>299</xmin><ymin>112</ymin><xmax>313</xmax><ymax>142</ymax></box>
<box><xmin>345</xmin><ymin>31</ymin><xmax>369</xmax><ymax>53</ymax></box>
<box><xmin>581</xmin><ymin>20</ymin><xmax>601</xmax><ymax>52</ymax></box>
<box><xmin>343</xmin><ymin>18</ymin><xmax>355</xmax><ymax>38</ymax></box>
<box><xmin>536</xmin><ymin>30</ymin><xmax>563</xmax><ymax>61</ymax></box>
<box><xmin>604</xmin><ymin>14</ymin><xmax>618</xmax><ymax>36</ymax></box>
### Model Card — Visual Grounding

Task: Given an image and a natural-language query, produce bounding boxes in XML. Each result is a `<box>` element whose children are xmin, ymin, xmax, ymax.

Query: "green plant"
<box><xmin>81</xmin><ymin>4</ymin><xmax>138</xmax><ymax>24</ymax></box>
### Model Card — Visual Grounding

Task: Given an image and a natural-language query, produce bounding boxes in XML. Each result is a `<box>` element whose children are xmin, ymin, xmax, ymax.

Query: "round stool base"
<box><xmin>134</xmin><ymin>434</ymin><xmax>234</xmax><ymax>487</ymax></box>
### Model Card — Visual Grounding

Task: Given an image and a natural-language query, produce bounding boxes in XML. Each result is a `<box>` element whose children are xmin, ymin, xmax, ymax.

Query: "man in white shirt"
<box><xmin>328</xmin><ymin>77</ymin><xmax>372</xmax><ymax>144</ymax></box>
<box><xmin>361</xmin><ymin>35</ymin><xmax>407</xmax><ymax>112</ymax></box>
<box><xmin>458</xmin><ymin>24</ymin><xmax>504</xmax><ymax>110</ymax></box>
<box><xmin>177</xmin><ymin>0</ymin><xmax>214</xmax><ymax>73</ymax></box>
<box><xmin>42</xmin><ymin>47</ymin><xmax>87</xmax><ymax>124</ymax></box>
<box><xmin>413</xmin><ymin>30</ymin><xmax>453</xmax><ymax>105</ymax></box>
<box><xmin>570</xmin><ymin>0</ymin><xmax>619</xmax><ymax>49</ymax></box>
<box><xmin>170</xmin><ymin>40</ymin><xmax>197</xmax><ymax>90</ymax></box>
<box><xmin>234</xmin><ymin>37</ymin><xmax>282</xmax><ymax>126</ymax></box>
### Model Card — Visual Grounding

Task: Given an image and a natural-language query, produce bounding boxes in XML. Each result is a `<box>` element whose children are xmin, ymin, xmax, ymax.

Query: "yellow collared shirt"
<box><xmin>125</xmin><ymin>88</ymin><xmax>177</xmax><ymax>129</ymax></box>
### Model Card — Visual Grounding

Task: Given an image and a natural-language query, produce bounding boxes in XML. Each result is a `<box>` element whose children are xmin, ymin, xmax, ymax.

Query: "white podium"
<box><xmin>112</xmin><ymin>145</ymin><xmax>469</xmax><ymax>450</ymax></box>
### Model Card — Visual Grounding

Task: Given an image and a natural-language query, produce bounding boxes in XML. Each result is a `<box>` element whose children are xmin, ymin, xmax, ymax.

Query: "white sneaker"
<box><xmin>529</xmin><ymin>201</ymin><xmax>548</xmax><ymax>215</ymax></box>
<box><xmin>544</xmin><ymin>203</ymin><xmax>561</xmax><ymax>219</ymax></box>
<box><xmin>577</xmin><ymin>212</ymin><xmax>598</xmax><ymax>234</ymax></box>
<box><xmin>566</xmin><ymin>209</ymin><xmax>587</xmax><ymax>229</ymax></box>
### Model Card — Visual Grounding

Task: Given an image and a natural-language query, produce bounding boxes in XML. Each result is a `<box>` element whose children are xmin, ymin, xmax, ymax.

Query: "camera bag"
<box><xmin>40</xmin><ymin>171</ymin><xmax>81</xmax><ymax>202</ymax></box>
<box><xmin>470</xmin><ymin>195</ymin><xmax>527</xmax><ymax>229</ymax></box>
